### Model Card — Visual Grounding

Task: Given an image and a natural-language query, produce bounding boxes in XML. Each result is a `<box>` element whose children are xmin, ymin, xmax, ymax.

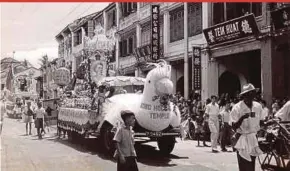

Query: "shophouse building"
<box><xmin>115</xmin><ymin>2</ymin><xmax>208</xmax><ymax>96</ymax></box>
<box><xmin>202</xmin><ymin>2</ymin><xmax>290</xmax><ymax>106</ymax></box>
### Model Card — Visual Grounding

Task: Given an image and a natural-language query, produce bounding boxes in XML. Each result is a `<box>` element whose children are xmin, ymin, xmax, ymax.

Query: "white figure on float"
<box><xmin>102</xmin><ymin>60</ymin><xmax>181</xmax><ymax>132</ymax></box>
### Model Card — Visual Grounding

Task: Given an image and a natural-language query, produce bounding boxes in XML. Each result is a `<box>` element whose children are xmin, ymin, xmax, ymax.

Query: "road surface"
<box><xmin>1</xmin><ymin>117</ymin><xmax>264</xmax><ymax>171</ymax></box>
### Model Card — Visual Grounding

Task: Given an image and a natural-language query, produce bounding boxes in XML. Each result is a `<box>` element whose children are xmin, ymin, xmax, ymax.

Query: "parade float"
<box><xmin>57</xmin><ymin>25</ymin><xmax>181</xmax><ymax>155</ymax></box>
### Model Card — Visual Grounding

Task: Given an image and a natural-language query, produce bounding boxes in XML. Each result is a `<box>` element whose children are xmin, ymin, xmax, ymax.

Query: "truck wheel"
<box><xmin>157</xmin><ymin>137</ymin><xmax>175</xmax><ymax>155</ymax></box>
<box><xmin>100</xmin><ymin>123</ymin><xmax>115</xmax><ymax>155</ymax></box>
<box><xmin>67</xmin><ymin>131</ymin><xmax>73</xmax><ymax>142</ymax></box>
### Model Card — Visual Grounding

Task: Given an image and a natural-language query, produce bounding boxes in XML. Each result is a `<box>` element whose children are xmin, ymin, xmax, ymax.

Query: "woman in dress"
<box><xmin>23</xmin><ymin>101</ymin><xmax>34</xmax><ymax>135</ymax></box>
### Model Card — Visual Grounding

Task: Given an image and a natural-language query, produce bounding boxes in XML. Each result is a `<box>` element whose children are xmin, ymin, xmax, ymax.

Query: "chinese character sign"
<box><xmin>151</xmin><ymin>5</ymin><xmax>160</xmax><ymax>61</ymax></box>
<box><xmin>203</xmin><ymin>14</ymin><xmax>259</xmax><ymax>46</ymax></box>
<box><xmin>192</xmin><ymin>47</ymin><xmax>201</xmax><ymax>90</ymax></box>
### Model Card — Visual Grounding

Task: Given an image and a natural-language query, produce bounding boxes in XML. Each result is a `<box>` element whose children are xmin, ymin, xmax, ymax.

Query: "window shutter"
<box><xmin>133</xmin><ymin>3</ymin><xmax>137</xmax><ymax>11</ymax></box>
<box><xmin>73</xmin><ymin>32</ymin><xmax>78</xmax><ymax>46</ymax></box>
<box><xmin>128</xmin><ymin>3</ymin><xmax>132</xmax><ymax>13</ymax></box>
<box><xmin>119</xmin><ymin>41</ymin><xmax>123</xmax><ymax>57</ymax></box>
<box><xmin>88</xmin><ymin>20</ymin><xmax>94</xmax><ymax>39</ymax></box>
<box><xmin>112</xmin><ymin>10</ymin><xmax>116</xmax><ymax>26</ymax></box>
<box><xmin>123</xmin><ymin>3</ymin><xmax>128</xmax><ymax>17</ymax></box>
<box><xmin>123</xmin><ymin>39</ymin><xmax>128</xmax><ymax>56</ymax></box>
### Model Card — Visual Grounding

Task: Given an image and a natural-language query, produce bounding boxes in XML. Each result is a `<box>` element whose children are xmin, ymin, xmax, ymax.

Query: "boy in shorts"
<box><xmin>113</xmin><ymin>110</ymin><xmax>138</xmax><ymax>171</ymax></box>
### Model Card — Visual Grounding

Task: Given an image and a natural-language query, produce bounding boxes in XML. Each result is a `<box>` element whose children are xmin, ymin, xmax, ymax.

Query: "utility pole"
<box><xmin>184</xmin><ymin>3</ymin><xmax>189</xmax><ymax>99</ymax></box>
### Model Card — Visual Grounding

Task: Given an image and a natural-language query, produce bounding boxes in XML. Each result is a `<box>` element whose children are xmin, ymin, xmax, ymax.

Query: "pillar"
<box><xmin>103</xmin><ymin>10</ymin><xmax>108</xmax><ymax>35</ymax></box>
<box><xmin>115</xmin><ymin>34</ymin><xmax>120</xmax><ymax>73</ymax></box>
<box><xmin>184</xmin><ymin>3</ymin><xmax>189</xmax><ymax>99</ymax></box>
<box><xmin>260</xmin><ymin>3</ymin><xmax>272</xmax><ymax>108</ymax></box>
<box><xmin>201</xmin><ymin>49</ymin><xmax>209</xmax><ymax>102</ymax></box>
<box><xmin>261</xmin><ymin>40</ymin><xmax>273</xmax><ymax>108</ymax></box>
<box><xmin>72</xmin><ymin>32</ymin><xmax>76</xmax><ymax>73</ymax></box>
<box><xmin>135</xmin><ymin>23</ymin><xmax>142</xmax><ymax>77</ymax></box>
<box><xmin>116</xmin><ymin>3</ymin><xmax>120</xmax><ymax>29</ymax></box>
<box><xmin>207</xmin><ymin>58</ymin><xmax>219</xmax><ymax>98</ymax></box>
<box><xmin>115</xmin><ymin>3</ymin><xmax>121</xmax><ymax>75</ymax></box>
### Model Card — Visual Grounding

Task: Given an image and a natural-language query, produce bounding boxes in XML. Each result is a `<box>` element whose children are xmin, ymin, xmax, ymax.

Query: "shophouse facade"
<box><xmin>202</xmin><ymin>2</ymin><xmax>290</xmax><ymax>106</ymax></box>
<box><xmin>115</xmin><ymin>2</ymin><xmax>209</xmax><ymax>96</ymax></box>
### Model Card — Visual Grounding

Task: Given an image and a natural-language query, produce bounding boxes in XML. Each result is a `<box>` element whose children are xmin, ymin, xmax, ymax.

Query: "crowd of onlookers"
<box><xmin>172</xmin><ymin>91</ymin><xmax>289</xmax><ymax>150</ymax></box>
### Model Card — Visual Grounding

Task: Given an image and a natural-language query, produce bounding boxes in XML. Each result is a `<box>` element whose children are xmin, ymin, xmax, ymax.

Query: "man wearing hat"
<box><xmin>229</xmin><ymin>83</ymin><xmax>264</xmax><ymax>171</ymax></box>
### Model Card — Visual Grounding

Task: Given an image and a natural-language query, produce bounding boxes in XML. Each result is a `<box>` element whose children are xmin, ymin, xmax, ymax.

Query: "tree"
<box><xmin>39</xmin><ymin>55</ymin><xmax>49</xmax><ymax>69</ymax></box>
<box><xmin>23</xmin><ymin>59</ymin><xmax>28</xmax><ymax>67</ymax></box>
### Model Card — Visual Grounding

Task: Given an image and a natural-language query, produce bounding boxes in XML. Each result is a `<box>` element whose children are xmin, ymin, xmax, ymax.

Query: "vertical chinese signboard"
<box><xmin>192</xmin><ymin>47</ymin><xmax>201</xmax><ymax>90</ymax></box>
<box><xmin>151</xmin><ymin>5</ymin><xmax>160</xmax><ymax>61</ymax></box>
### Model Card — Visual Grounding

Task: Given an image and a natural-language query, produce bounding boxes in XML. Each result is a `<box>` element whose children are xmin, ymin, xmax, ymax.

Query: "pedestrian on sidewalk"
<box><xmin>34</xmin><ymin>102</ymin><xmax>46</xmax><ymax>139</ymax></box>
<box><xmin>205</xmin><ymin>95</ymin><xmax>221</xmax><ymax>153</ymax></box>
<box><xmin>229</xmin><ymin>83</ymin><xmax>264</xmax><ymax>171</ymax></box>
<box><xmin>23</xmin><ymin>101</ymin><xmax>34</xmax><ymax>135</ymax></box>
<box><xmin>113</xmin><ymin>110</ymin><xmax>139</xmax><ymax>171</ymax></box>
<box><xmin>0</xmin><ymin>98</ymin><xmax>6</xmax><ymax>135</ymax></box>
<box><xmin>220</xmin><ymin>101</ymin><xmax>232</xmax><ymax>152</ymax></box>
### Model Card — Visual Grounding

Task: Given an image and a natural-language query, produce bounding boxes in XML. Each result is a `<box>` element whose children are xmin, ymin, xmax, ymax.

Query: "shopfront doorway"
<box><xmin>217</xmin><ymin>50</ymin><xmax>261</xmax><ymax>98</ymax></box>
<box><xmin>218</xmin><ymin>71</ymin><xmax>241</xmax><ymax>98</ymax></box>
<box><xmin>176</xmin><ymin>76</ymin><xmax>184</xmax><ymax>96</ymax></box>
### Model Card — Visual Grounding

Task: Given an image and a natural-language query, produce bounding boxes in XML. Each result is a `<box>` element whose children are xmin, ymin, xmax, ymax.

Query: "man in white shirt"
<box><xmin>205</xmin><ymin>95</ymin><xmax>220</xmax><ymax>153</ymax></box>
<box><xmin>261</xmin><ymin>100</ymin><xmax>269</xmax><ymax>120</ymax></box>
<box><xmin>229</xmin><ymin>83</ymin><xmax>264</xmax><ymax>171</ymax></box>
<box><xmin>275</xmin><ymin>100</ymin><xmax>290</xmax><ymax>121</ymax></box>
<box><xmin>34</xmin><ymin>102</ymin><xmax>46</xmax><ymax>139</ymax></box>
<box><xmin>220</xmin><ymin>101</ymin><xmax>231</xmax><ymax>152</ymax></box>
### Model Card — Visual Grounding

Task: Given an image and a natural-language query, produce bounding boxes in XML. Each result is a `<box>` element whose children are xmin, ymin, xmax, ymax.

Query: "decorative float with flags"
<box><xmin>57</xmin><ymin>24</ymin><xmax>181</xmax><ymax>156</ymax></box>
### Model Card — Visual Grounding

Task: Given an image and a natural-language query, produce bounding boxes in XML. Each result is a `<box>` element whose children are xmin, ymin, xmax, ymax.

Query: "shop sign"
<box><xmin>53</xmin><ymin>67</ymin><xmax>70</xmax><ymax>86</ymax></box>
<box><xmin>192</xmin><ymin>46</ymin><xmax>201</xmax><ymax>90</ymax></box>
<box><xmin>271</xmin><ymin>6</ymin><xmax>290</xmax><ymax>30</ymax></box>
<box><xmin>151</xmin><ymin>5</ymin><xmax>160</xmax><ymax>61</ymax></box>
<box><xmin>134</xmin><ymin>45</ymin><xmax>151</xmax><ymax>63</ymax></box>
<box><xmin>203</xmin><ymin>14</ymin><xmax>259</xmax><ymax>46</ymax></box>
<box><xmin>134</xmin><ymin>44</ymin><xmax>164</xmax><ymax>63</ymax></box>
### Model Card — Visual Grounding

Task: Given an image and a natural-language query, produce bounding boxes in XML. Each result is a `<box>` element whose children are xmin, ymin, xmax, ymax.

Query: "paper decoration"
<box><xmin>53</xmin><ymin>67</ymin><xmax>70</xmax><ymax>86</ymax></box>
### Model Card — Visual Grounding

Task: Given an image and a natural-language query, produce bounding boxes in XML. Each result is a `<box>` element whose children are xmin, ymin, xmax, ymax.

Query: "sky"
<box><xmin>0</xmin><ymin>2</ymin><xmax>109</xmax><ymax>68</ymax></box>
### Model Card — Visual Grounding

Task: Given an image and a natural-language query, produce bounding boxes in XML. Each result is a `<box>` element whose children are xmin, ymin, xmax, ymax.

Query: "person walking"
<box><xmin>0</xmin><ymin>98</ymin><xmax>6</xmax><ymax>135</ymax></box>
<box><xmin>220</xmin><ymin>101</ymin><xmax>232</xmax><ymax>152</ymax></box>
<box><xmin>23</xmin><ymin>101</ymin><xmax>34</xmax><ymax>135</ymax></box>
<box><xmin>229</xmin><ymin>83</ymin><xmax>264</xmax><ymax>171</ymax></box>
<box><xmin>113</xmin><ymin>110</ymin><xmax>139</xmax><ymax>171</ymax></box>
<box><xmin>205</xmin><ymin>95</ymin><xmax>220</xmax><ymax>153</ymax></box>
<box><xmin>34</xmin><ymin>102</ymin><xmax>46</xmax><ymax>139</ymax></box>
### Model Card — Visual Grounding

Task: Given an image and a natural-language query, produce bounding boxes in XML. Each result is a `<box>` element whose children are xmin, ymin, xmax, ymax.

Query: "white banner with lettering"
<box><xmin>58</xmin><ymin>108</ymin><xmax>100</xmax><ymax>134</ymax></box>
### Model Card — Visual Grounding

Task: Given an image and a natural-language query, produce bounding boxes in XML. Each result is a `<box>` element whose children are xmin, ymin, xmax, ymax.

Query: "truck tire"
<box><xmin>157</xmin><ymin>137</ymin><xmax>175</xmax><ymax>155</ymax></box>
<box><xmin>100</xmin><ymin>123</ymin><xmax>115</xmax><ymax>155</ymax></box>
<box><xmin>67</xmin><ymin>130</ymin><xmax>73</xmax><ymax>142</ymax></box>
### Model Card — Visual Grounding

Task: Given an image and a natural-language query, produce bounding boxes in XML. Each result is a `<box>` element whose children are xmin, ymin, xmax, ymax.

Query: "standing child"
<box><xmin>113</xmin><ymin>110</ymin><xmax>138</xmax><ymax>171</ymax></box>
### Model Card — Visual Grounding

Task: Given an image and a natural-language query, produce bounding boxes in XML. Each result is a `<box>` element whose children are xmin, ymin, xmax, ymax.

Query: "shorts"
<box><xmin>24</xmin><ymin>115</ymin><xmax>33</xmax><ymax>123</ymax></box>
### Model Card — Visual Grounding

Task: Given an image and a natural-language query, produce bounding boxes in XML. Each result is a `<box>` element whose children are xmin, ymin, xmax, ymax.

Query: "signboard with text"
<box><xmin>134</xmin><ymin>44</ymin><xmax>164</xmax><ymax>63</ymax></box>
<box><xmin>151</xmin><ymin>5</ymin><xmax>160</xmax><ymax>61</ymax></box>
<box><xmin>192</xmin><ymin>47</ymin><xmax>201</xmax><ymax>90</ymax></box>
<box><xmin>271</xmin><ymin>6</ymin><xmax>290</xmax><ymax>30</ymax></box>
<box><xmin>203</xmin><ymin>14</ymin><xmax>259</xmax><ymax>46</ymax></box>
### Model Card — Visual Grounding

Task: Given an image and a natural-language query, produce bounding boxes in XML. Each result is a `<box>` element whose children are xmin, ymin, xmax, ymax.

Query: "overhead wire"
<box><xmin>56</xmin><ymin>3</ymin><xmax>83</xmax><ymax>25</ymax></box>
<box><xmin>75</xmin><ymin>3</ymin><xmax>96</xmax><ymax>20</ymax></box>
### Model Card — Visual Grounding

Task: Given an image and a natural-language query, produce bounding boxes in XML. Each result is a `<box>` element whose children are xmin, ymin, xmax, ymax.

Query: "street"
<box><xmin>1</xmin><ymin>117</ymin><xmax>263</xmax><ymax>171</ymax></box>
